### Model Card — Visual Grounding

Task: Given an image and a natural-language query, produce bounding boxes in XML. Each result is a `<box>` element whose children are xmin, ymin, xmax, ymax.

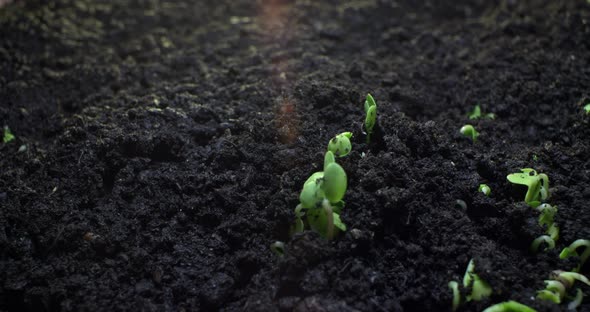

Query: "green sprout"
<box><xmin>293</xmin><ymin>150</ymin><xmax>348</xmax><ymax>240</ymax></box>
<box><xmin>530</xmin><ymin>235</ymin><xmax>555</xmax><ymax>253</ymax></box>
<box><xmin>560</xmin><ymin>239</ymin><xmax>590</xmax><ymax>271</ymax></box>
<box><xmin>479</xmin><ymin>184</ymin><xmax>491</xmax><ymax>196</ymax></box>
<box><xmin>537</xmin><ymin>270</ymin><xmax>590</xmax><ymax>306</ymax></box>
<box><xmin>584</xmin><ymin>103</ymin><xmax>590</xmax><ymax>114</ymax></box>
<box><xmin>270</xmin><ymin>241</ymin><xmax>285</xmax><ymax>256</ymax></box>
<box><xmin>460</xmin><ymin>124</ymin><xmax>479</xmax><ymax>142</ymax></box>
<box><xmin>448</xmin><ymin>281</ymin><xmax>460</xmax><ymax>312</ymax></box>
<box><xmin>530</xmin><ymin>204</ymin><xmax>559</xmax><ymax>253</ymax></box>
<box><xmin>449</xmin><ymin>259</ymin><xmax>492</xmax><ymax>311</ymax></box>
<box><xmin>569</xmin><ymin>288</ymin><xmax>583</xmax><ymax>310</ymax></box>
<box><xmin>363</xmin><ymin>93</ymin><xmax>377</xmax><ymax>143</ymax></box>
<box><xmin>482</xmin><ymin>301</ymin><xmax>537</xmax><ymax>312</ymax></box>
<box><xmin>3</xmin><ymin>126</ymin><xmax>15</xmax><ymax>143</ymax></box>
<box><xmin>463</xmin><ymin>259</ymin><xmax>492</xmax><ymax>302</ymax></box>
<box><xmin>468</xmin><ymin>104</ymin><xmax>496</xmax><ymax>120</ymax></box>
<box><xmin>506</xmin><ymin>168</ymin><xmax>549</xmax><ymax>207</ymax></box>
<box><xmin>536</xmin><ymin>204</ymin><xmax>557</xmax><ymax>229</ymax></box>
<box><xmin>327</xmin><ymin>132</ymin><xmax>352</xmax><ymax>157</ymax></box>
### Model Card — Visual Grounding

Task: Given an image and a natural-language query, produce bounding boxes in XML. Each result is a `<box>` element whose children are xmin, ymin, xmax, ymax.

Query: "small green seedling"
<box><xmin>327</xmin><ymin>132</ymin><xmax>352</xmax><ymax>157</ymax></box>
<box><xmin>270</xmin><ymin>241</ymin><xmax>285</xmax><ymax>256</ymax></box>
<box><xmin>364</xmin><ymin>93</ymin><xmax>377</xmax><ymax>143</ymax></box>
<box><xmin>460</xmin><ymin>124</ymin><xmax>479</xmax><ymax>142</ymax></box>
<box><xmin>569</xmin><ymin>288</ymin><xmax>584</xmax><ymax>310</ymax></box>
<box><xmin>530</xmin><ymin>235</ymin><xmax>555</xmax><ymax>253</ymax></box>
<box><xmin>3</xmin><ymin>126</ymin><xmax>15</xmax><ymax>143</ymax></box>
<box><xmin>560</xmin><ymin>239</ymin><xmax>590</xmax><ymax>272</ymax></box>
<box><xmin>293</xmin><ymin>150</ymin><xmax>348</xmax><ymax>240</ymax></box>
<box><xmin>463</xmin><ymin>259</ymin><xmax>492</xmax><ymax>301</ymax></box>
<box><xmin>469</xmin><ymin>104</ymin><xmax>496</xmax><ymax>120</ymax></box>
<box><xmin>537</xmin><ymin>270</ymin><xmax>590</xmax><ymax>306</ymax></box>
<box><xmin>448</xmin><ymin>281</ymin><xmax>460</xmax><ymax>312</ymax></box>
<box><xmin>531</xmin><ymin>204</ymin><xmax>559</xmax><ymax>252</ymax></box>
<box><xmin>506</xmin><ymin>168</ymin><xmax>549</xmax><ymax>207</ymax></box>
<box><xmin>482</xmin><ymin>301</ymin><xmax>537</xmax><ymax>312</ymax></box>
<box><xmin>536</xmin><ymin>204</ymin><xmax>556</xmax><ymax>229</ymax></box>
<box><xmin>449</xmin><ymin>259</ymin><xmax>492</xmax><ymax>311</ymax></box>
<box><xmin>479</xmin><ymin>184</ymin><xmax>491</xmax><ymax>196</ymax></box>
<box><xmin>584</xmin><ymin>103</ymin><xmax>590</xmax><ymax>114</ymax></box>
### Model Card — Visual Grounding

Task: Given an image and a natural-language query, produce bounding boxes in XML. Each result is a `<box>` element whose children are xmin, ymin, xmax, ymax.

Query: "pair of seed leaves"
<box><xmin>364</xmin><ymin>94</ymin><xmax>377</xmax><ymax>142</ymax></box>
<box><xmin>506</xmin><ymin>168</ymin><xmax>549</xmax><ymax>207</ymax></box>
<box><xmin>295</xmin><ymin>150</ymin><xmax>347</xmax><ymax>238</ymax></box>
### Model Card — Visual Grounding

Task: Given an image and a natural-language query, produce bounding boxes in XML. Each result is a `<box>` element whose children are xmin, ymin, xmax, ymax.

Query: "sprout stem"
<box><xmin>530</xmin><ymin>235</ymin><xmax>555</xmax><ymax>253</ymax></box>
<box><xmin>322</xmin><ymin>199</ymin><xmax>334</xmax><ymax>240</ymax></box>
<box><xmin>544</xmin><ymin>280</ymin><xmax>566</xmax><ymax>298</ymax></box>
<box><xmin>482</xmin><ymin>301</ymin><xmax>537</xmax><ymax>312</ymax></box>
<box><xmin>566</xmin><ymin>239</ymin><xmax>590</xmax><ymax>268</ymax></box>
<box><xmin>568</xmin><ymin>288</ymin><xmax>584</xmax><ymax>310</ymax></box>
<box><xmin>448</xmin><ymin>281</ymin><xmax>460</xmax><ymax>312</ymax></box>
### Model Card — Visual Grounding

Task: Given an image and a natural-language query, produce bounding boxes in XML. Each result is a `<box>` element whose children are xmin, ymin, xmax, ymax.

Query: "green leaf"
<box><xmin>332</xmin><ymin>200</ymin><xmax>345</xmax><ymax>214</ymax></box>
<box><xmin>469</xmin><ymin>275</ymin><xmax>492</xmax><ymax>301</ymax></box>
<box><xmin>478</xmin><ymin>184</ymin><xmax>491</xmax><ymax>196</ymax></box>
<box><xmin>560</xmin><ymin>247</ymin><xmax>576</xmax><ymax>259</ymax></box>
<box><xmin>468</xmin><ymin>105</ymin><xmax>482</xmax><ymax>119</ymax></box>
<box><xmin>468</xmin><ymin>105</ymin><xmax>495</xmax><ymax>120</ymax></box>
<box><xmin>537</xmin><ymin>289</ymin><xmax>561</xmax><ymax>303</ymax></box>
<box><xmin>463</xmin><ymin>259</ymin><xmax>475</xmax><ymax>288</ymax></box>
<box><xmin>299</xmin><ymin>175</ymin><xmax>324</xmax><ymax>209</ymax></box>
<box><xmin>333</xmin><ymin>213</ymin><xmax>346</xmax><ymax>231</ymax></box>
<box><xmin>460</xmin><ymin>124</ymin><xmax>479</xmax><ymax>142</ymax></box>
<box><xmin>323</xmin><ymin>162</ymin><xmax>347</xmax><ymax>203</ymax></box>
<box><xmin>3</xmin><ymin>126</ymin><xmax>15</xmax><ymax>143</ymax></box>
<box><xmin>327</xmin><ymin>132</ymin><xmax>352</xmax><ymax>157</ymax></box>
<box><xmin>365</xmin><ymin>106</ymin><xmax>376</xmax><ymax>134</ymax></box>
<box><xmin>365</xmin><ymin>93</ymin><xmax>376</xmax><ymax>113</ymax></box>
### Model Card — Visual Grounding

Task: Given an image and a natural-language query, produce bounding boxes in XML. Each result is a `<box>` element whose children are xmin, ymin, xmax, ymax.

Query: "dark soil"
<box><xmin>1</xmin><ymin>0</ymin><xmax>590</xmax><ymax>311</ymax></box>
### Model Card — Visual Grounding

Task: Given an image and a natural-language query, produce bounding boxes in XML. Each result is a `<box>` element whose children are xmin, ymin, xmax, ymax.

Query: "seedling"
<box><xmin>468</xmin><ymin>104</ymin><xmax>496</xmax><ymax>120</ymax></box>
<box><xmin>460</xmin><ymin>124</ymin><xmax>479</xmax><ymax>142</ymax></box>
<box><xmin>569</xmin><ymin>288</ymin><xmax>583</xmax><ymax>310</ymax></box>
<box><xmin>270</xmin><ymin>241</ymin><xmax>285</xmax><ymax>256</ymax></box>
<box><xmin>448</xmin><ymin>281</ymin><xmax>460</xmax><ymax>312</ymax></box>
<box><xmin>530</xmin><ymin>235</ymin><xmax>555</xmax><ymax>253</ymax></box>
<box><xmin>463</xmin><ymin>259</ymin><xmax>492</xmax><ymax>301</ymax></box>
<box><xmin>506</xmin><ymin>168</ymin><xmax>549</xmax><ymax>207</ymax></box>
<box><xmin>449</xmin><ymin>259</ymin><xmax>492</xmax><ymax>311</ymax></box>
<box><xmin>536</xmin><ymin>204</ymin><xmax>556</xmax><ymax>229</ymax></box>
<box><xmin>584</xmin><ymin>103</ymin><xmax>590</xmax><ymax>114</ymax></box>
<box><xmin>479</xmin><ymin>184</ymin><xmax>491</xmax><ymax>196</ymax></box>
<box><xmin>293</xmin><ymin>150</ymin><xmax>348</xmax><ymax>240</ymax></box>
<box><xmin>537</xmin><ymin>270</ymin><xmax>590</xmax><ymax>307</ymax></box>
<box><xmin>560</xmin><ymin>239</ymin><xmax>590</xmax><ymax>271</ymax></box>
<box><xmin>327</xmin><ymin>132</ymin><xmax>352</xmax><ymax>157</ymax></box>
<box><xmin>3</xmin><ymin>126</ymin><xmax>15</xmax><ymax>143</ymax></box>
<box><xmin>363</xmin><ymin>93</ymin><xmax>377</xmax><ymax>143</ymax></box>
<box><xmin>482</xmin><ymin>301</ymin><xmax>537</xmax><ymax>312</ymax></box>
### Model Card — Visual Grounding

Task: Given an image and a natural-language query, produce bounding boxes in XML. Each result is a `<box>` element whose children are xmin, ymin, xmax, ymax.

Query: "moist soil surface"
<box><xmin>1</xmin><ymin>1</ymin><xmax>590</xmax><ymax>311</ymax></box>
